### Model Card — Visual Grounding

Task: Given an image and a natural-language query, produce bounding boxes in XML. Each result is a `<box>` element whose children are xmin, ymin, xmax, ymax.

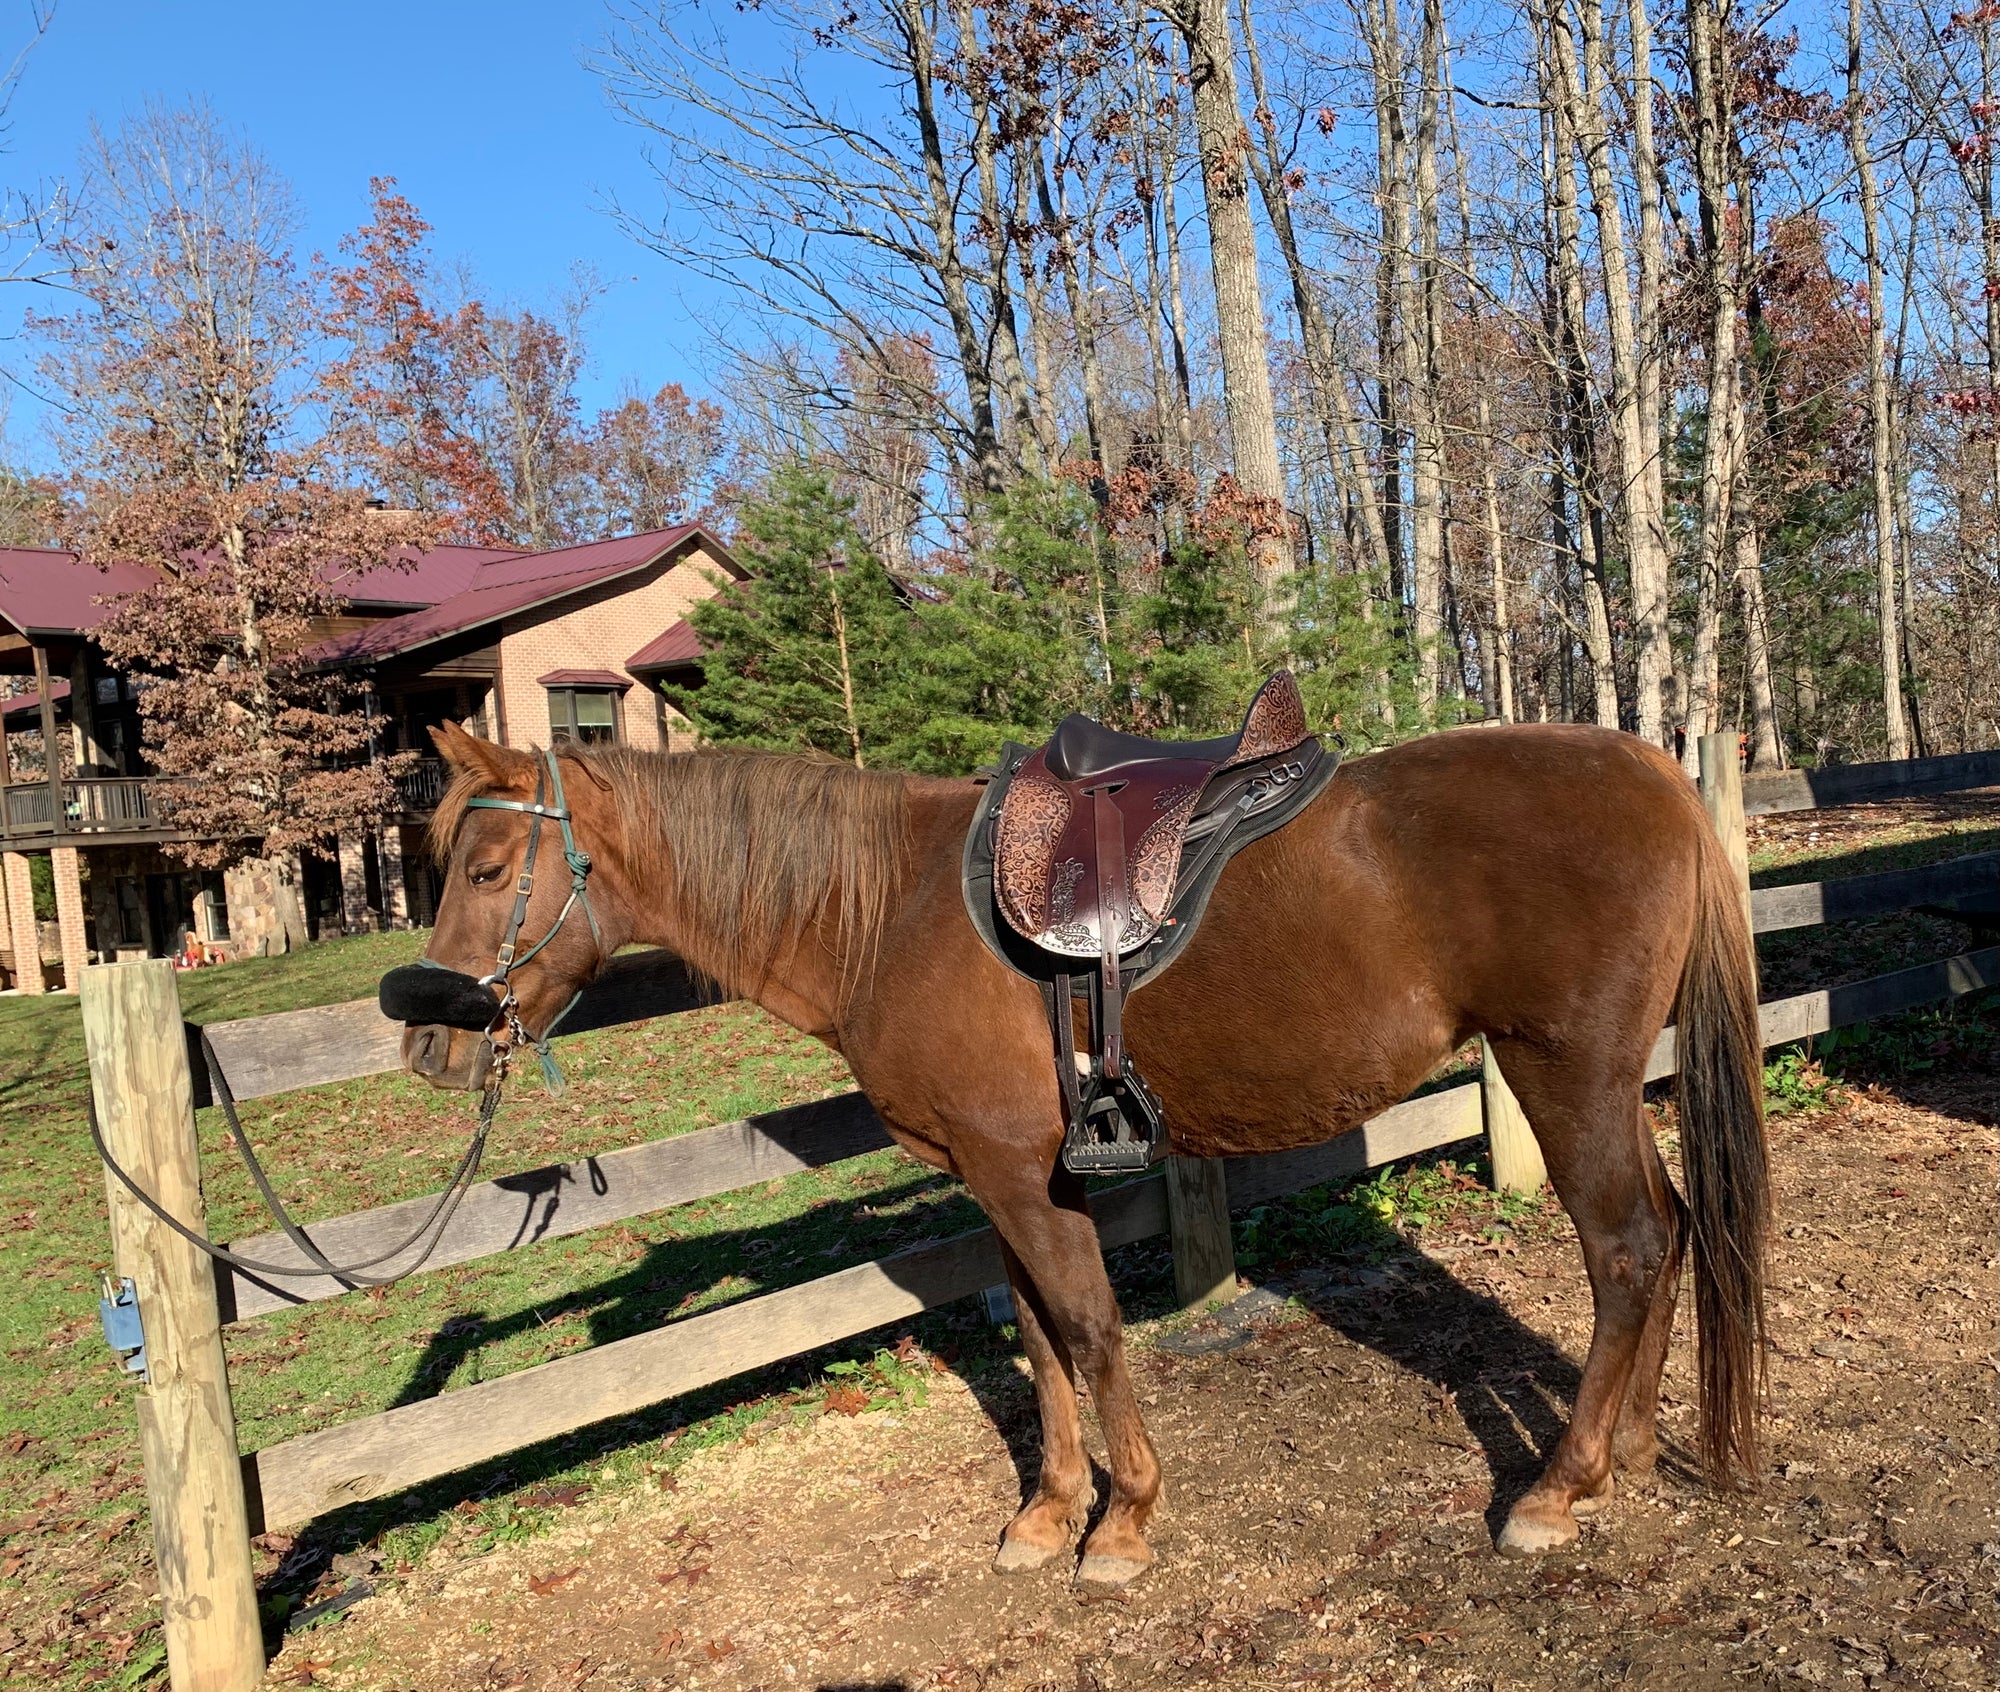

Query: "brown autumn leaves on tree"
<box><xmin>35</xmin><ymin>122</ymin><xmax>733</xmax><ymax>906</ymax></box>
<box><xmin>40</xmin><ymin>106</ymin><xmax>431</xmax><ymax>942</ymax></box>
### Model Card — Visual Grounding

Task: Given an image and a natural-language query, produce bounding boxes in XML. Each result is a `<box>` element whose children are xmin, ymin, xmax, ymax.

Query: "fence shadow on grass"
<box><xmin>276</xmin><ymin>1140</ymin><xmax>1634</xmax><ymax>1620</ymax></box>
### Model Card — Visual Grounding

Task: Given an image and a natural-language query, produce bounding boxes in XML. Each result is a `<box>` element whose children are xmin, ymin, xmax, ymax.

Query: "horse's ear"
<box><xmin>431</xmin><ymin>722</ymin><xmax>536</xmax><ymax>787</ymax></box>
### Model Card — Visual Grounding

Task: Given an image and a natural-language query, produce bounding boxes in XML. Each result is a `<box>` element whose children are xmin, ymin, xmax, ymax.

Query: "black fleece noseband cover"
<box><xmin>379</xmin><ymin>964</ymin><xmax>502</xmax><ymax>1031</ymax></box>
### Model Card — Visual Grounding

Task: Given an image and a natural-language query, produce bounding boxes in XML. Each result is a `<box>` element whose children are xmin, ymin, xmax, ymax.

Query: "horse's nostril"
<box><xmin>409</xmin><ymin>1026</ymin><xmax>449</xmax><ymax>1078</ymax></box>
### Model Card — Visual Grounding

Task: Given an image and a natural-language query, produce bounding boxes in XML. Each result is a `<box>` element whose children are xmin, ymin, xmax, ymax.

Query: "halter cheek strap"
<box><xmin>453</xmin><ymin>746</ymin><xmax>605</xmax><ymax>1093</ymax></box>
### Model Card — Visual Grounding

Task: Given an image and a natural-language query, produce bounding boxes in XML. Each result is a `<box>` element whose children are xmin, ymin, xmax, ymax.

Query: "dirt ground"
<box><xmin>277</xmin><ymin>1064</ymin><xmax>1999</xmax><ymax>1692</ymax></box>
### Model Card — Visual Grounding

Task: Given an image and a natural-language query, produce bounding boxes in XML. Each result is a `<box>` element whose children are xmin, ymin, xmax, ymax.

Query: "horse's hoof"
<box><xmin>1075</xmin><ymin>1554</ymin><xmax>1152</xmax><ymax>1590</ymax></box>
<box><xmin>993</xmin><ymin>1536</ymin><xmax>1064</xmax><ymax>1575</ymax></box>
<box><xmin>1570</xmin><ymin>1475</ymin><xmax>1616</xmax><ymax>1518</ymax></box>
<box><xmin>1496</xmin><ymin>1506</ymin><xmax>1579</xmax><ymax>1557</ymax></box>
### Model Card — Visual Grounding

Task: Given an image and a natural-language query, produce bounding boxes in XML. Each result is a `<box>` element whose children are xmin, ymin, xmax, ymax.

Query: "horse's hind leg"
<box><xmin>959</xmin><ymin>1152</ymin><xmax>1164</xmax><ymax>1588</ymax></box>
<box><xmin>992</xmin><ymin>1239</ymin><xmax>1095</xmax><ymax>1572</ymax></box>
<box><xmin>1610</xmin><ymin>1144</ymin><xmax>1687</xmax><ymax>1479</ymax></box>
<box><xmin>1486</xmin><ymin>1039</ymin><xmax>1679</xmax><ymax>1555</ymax></box>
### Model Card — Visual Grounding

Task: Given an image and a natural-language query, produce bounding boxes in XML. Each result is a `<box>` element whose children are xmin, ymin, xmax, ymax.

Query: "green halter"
<box><xmin>452</xmin><ymin>746</ymin><xmax>605</xmax><ymax>1093</ymax></box>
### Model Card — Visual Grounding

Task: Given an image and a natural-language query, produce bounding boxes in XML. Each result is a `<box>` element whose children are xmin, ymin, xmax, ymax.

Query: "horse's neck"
<box><xmin>606</xmin><ymin>770</ymin><xmax>873</xmax><ymax>1044</ymax></box>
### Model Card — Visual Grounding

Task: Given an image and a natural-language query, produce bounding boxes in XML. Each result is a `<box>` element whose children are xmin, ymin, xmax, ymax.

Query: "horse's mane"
<box><xmin>431</xmin><ymin>745</ymin><xmax>911</xmax><ymax>995</ymax></box>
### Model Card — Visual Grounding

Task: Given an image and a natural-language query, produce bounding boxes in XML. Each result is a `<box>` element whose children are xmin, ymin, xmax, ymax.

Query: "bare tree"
<box><xmin>41</xmin><ymin>104</ymin><xmax>430</xmax><ymax>946</ymax></box>
<box><xmin>1846</xmin><ymin>0</ymin><xmax>1908</xmax><ymax>758</ymax></box>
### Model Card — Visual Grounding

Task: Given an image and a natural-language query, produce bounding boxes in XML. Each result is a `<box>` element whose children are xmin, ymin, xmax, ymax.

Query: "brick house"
<box><xmin>0</xmin><ymin>524</ymin><xmax>734</xmax><ymax>991</ymax></box>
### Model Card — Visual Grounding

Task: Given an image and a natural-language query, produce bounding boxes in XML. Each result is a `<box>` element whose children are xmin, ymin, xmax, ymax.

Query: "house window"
<box><xmin>547</xmin><ymin>687</ymin><xmax>620</xmax><ymax>746</ymax></box>
<box><xmin>200</xmin><ymin>872</ymin><xmax>231</xmax><ymax>943</ymax></box>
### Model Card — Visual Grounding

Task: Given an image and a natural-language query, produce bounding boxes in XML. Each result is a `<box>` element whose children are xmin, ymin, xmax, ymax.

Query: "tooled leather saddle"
<box><xmin>962</xmin><ymin>672</ymin><xmax>1339</xmax><ymax>1173</ymax></box>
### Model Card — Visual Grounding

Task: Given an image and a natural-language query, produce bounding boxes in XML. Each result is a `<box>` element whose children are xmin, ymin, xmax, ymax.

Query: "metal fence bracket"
<box><xmin>97</xmin><ymin>1274</ymin><xmax>147</xmax><ymax>1378</ymax></box>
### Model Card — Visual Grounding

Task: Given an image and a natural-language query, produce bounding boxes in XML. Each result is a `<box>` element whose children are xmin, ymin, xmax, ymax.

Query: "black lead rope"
<box><xmin>88</xmin><ymin>1029</ymin><xmax>499</xmax><ymax>1289</ymax></box>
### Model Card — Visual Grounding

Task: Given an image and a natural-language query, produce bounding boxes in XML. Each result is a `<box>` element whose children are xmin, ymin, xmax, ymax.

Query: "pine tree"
<box><xmin>676</xmin><ymin>466</ymin><xmax>915</xmax><ymax>766</ymax></box>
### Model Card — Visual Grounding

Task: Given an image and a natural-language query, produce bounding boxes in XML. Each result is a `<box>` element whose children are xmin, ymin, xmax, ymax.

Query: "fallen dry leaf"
<box><xmin>528</xmin><ymin>1567</ymin><xmax>581</xmax><ymax>1596</ymax></box>
<box><xmin>705</xmin><ymin>1637</ymin><xmax>736</xmax><ymax>1661</ymax></box>
<box><xmin>825</xmin><ymin>1383</ymin><xmax>870</xmax><ymax>1417</ymax></box>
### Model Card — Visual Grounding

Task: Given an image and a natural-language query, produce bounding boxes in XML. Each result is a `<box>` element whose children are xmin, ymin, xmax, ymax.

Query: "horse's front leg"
<box><xmin>992</xmin><ymin>1239</ymin><xmax>1095</xmax><ymax>1572</ymax></box>
<box><xmin>965</xmin><ymin>1153</ymin><xmax>1164</xmax><ymax>1588</ymax></box>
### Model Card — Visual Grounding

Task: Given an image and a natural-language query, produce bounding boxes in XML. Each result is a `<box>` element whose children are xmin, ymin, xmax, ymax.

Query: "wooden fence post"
<box><xmin>1165</xmin><ymin>1155</ymin><xmax>1237</xmax><ymax>1309</ymax></box>
<box><xmin>1698</xmin><ymin>730</ymin><xmax>1753</xmax><ymax>931</ymax></box>
<box><xmin>82</xmin><ymin>961</ymin><xmax>264</xmax><ymax>1692</ymax></box>
<box><xmin>1481</xmin><ymin>1037</ymin><xmax>1545</xmax><ymax>1195</ymax></box>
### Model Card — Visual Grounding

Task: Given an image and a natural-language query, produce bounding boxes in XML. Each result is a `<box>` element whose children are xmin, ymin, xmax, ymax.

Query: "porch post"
<box><xmin>33</xmin><ymin>644</ymin><xmax>64</xmax><ymax>829</ymax></box>
<box><xmin>378</xmin><ymin>824</ymin><xmax>410</xmax><ymax>929</ymax></box>
<box><xmin>51</xmin><ymin>845</ymin><xmax>87</xmax><ymax>989</ymax></box>
<box><xmin>3</xmin><ymin>851</ymin><xmax>41</xmax><ymax>994</ymax></box>
<box><xmin>336</xmin><ymin>833</ymin><xmax>370</xmax><ymax>934</ymax></box>
<box><xmin>70</xmin><ymin>648</ymin><xmax>106</xmax><ymax>773</ymax></box>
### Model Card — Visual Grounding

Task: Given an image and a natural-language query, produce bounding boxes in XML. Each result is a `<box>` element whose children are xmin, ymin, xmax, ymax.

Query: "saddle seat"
<box><xmin>995</xmin><ymin>670</ymin><xmax>1317</xmax><ymax>961</ymax></box>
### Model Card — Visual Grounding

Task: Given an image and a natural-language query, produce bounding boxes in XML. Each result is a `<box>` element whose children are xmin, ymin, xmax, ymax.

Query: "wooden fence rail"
<box><xmin>1740</xmin><ymin>748</ymin><xmax>1999</xmax><ymax>816</ymax></box>
<box><xmin>83</xmin><ymin>739</ymin><xmax>1998</xmax><ymax>1691</ymax></box>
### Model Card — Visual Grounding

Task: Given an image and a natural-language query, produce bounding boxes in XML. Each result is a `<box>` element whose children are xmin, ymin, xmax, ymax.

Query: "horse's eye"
<box><xmin>467</xmin><ymin>861</ymin><xmax>505</xmax><ymax>887</ymax></box>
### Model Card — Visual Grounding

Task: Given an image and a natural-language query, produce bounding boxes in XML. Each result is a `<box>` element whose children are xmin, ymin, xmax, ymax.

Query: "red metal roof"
<box><xmin>536</xmin><ymin>668</ymin><xmax>632</xmax><ymax>689</ymax></box>
<box><xmin>0</xmin><ymin>548</ymin><xmax>160</xmax><ymax>639</ymax></box>
<box><xmin>312</xmin><ymin>525</ymin><xmax>734</xmax><ymax>666</ymax></box>
<box><xmin>334</xmin><ymin>544</ymin><xmax>526</xmax><ymax>609</ymax></box>
<box><xmin>0</xmin><ymin>541</ymin><xmax>528</xmax><ymax>637</ymax></box>
<box><xmin>2</xmin><ymin>679</ymin><xmax>70</xmax><ymax>722</ymax></box>
<box><xmin>626</xmin><ymin>619</ymin><xmax>705</xmax><ymax>673</ymax></box>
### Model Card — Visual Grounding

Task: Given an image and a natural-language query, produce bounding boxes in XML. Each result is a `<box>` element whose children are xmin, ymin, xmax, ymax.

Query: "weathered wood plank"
<box><xmin>84</xmin><ymin>963</ymin><xmax>264</xmax><ymax>1692</ymax></box>
<box><xmin>1221</xmin><ymin>1084</ymin><xmax>1484</xmax><ymax>1212</ymax></box>
<box><xmin>1750</xmin><ymin>852</ymin><xmax>1999</xmax><ymax>934</ymax></box>
<box><xmin>199</xmin><ymin>948</ymin><xmax>719</xmax><ymax>1103</ymax></box>
<box><xmin>1165</xmin><ymin>1157</ymin><xmax>1237</xmax><ymax>1309</ymax></box>
<box><xmin>1699</xmin><ymin>733</ymin><xmax>1754</xmax><ymax>932</ymax></box>
<box><xmin>219</xmin><ymin>1092</ymin><xmax>892</xmax><ymax>1322</ymax></box>
<box><xmin>1481</xmin><ymin>1039</ymin><xmax>1544</xmax><ymax>1195</ymax></box>
<box><xmin>1741</xmin><ymin>750</ymin><xmax>2000</xmax><ymax>817</ymax></box>
<box><xmin>1644</xmin><ymin>946</ymin><xmax>2000</xmax><ymax>1082</ymax></box>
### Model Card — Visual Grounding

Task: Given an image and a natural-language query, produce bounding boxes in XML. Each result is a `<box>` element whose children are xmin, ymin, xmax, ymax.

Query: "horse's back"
<box><xmin>1126</xmin><ymin>724</ymin><xmax>1706</xmax><ymax>1150</ymax></box>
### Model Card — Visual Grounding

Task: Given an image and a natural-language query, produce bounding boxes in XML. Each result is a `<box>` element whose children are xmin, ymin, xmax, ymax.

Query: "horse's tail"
<box><xmin>1674</xmin><ymin>809</ymin><xmax>1771</xmax><ymax>1486</ymax></box>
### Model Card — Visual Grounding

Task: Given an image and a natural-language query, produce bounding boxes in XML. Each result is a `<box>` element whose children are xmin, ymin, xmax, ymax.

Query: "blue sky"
<box><xmin>1</xmin><ymin>0</ymin><xmax>718</xmax><ymax>463</ymax></box>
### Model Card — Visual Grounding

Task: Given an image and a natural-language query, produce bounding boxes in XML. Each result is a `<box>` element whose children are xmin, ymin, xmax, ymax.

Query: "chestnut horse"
<box><xmin>403</xmin><ymin>721</ymin><xmax>1768</xmax><ymax>1586</ymax></box>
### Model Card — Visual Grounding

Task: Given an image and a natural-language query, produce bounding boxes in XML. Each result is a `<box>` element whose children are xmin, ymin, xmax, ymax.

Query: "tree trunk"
<box><xmin>1545</xmin><ymin>56</ymin><xmax>1619</xmax><ymax>727</ymax></box>
<box><xmin>1846</xmin><ymin>0</ymin><xmax>1908</xmax><ymax>758</ymax></box>
<box><xmin>1035</xmin><ymin>143</ymin><xmax>1115</xmax><ymax>487</ymax></box>
<box><xmin>1172</xmin><ymin>0</ymin><xmax>1293</xmax><ymax>601</ymax></box>
<box><xmin>1407</xmin><ymin>0</ymin><xmax>1448</xmax><ymax>713</ymax></box>
<box><xmin>1237</xmin><ymin>0</ymin><xmax>1395</xmax><ymax>586</ymax></box>
<box><xmin>900</xmin><ymin>0</ymin><xmax>1009</xmax><ymax>493</ymax></box>
<box><xmin>1626</xmin><ymin>0</ymin><xmax>1674</xmax><ymax>748</ymax></box>
<box><xmin>1681</xmin><ymin>0</ymin><xmax>1741</xmax><ymax>770</ymax></box>
<box><xmin>1736</xmin><ymin>522</ymin><xmax>1782</xmax><ymax>768</ymax></box>
<box><xmin>1549</xmin><ymin>0</ymin><xmax>1658</xmax><ymax>737</ymax></box>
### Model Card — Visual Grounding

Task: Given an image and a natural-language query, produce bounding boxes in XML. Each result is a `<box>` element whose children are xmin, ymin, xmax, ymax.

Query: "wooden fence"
<box><xmin>83</xmin><ymin>732</ymin><xmax>1997</xmax><ymax>1691</ymax></box>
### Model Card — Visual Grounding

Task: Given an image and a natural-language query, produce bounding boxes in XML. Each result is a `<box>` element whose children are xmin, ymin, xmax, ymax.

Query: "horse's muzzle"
<box><xmin>402</xmin><ymin>1023</ymin><xmax>494</xmax><ymax>1091</ymax></box>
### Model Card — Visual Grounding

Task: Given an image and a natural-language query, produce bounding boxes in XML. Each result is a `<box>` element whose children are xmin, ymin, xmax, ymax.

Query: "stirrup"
<box><xmin>1061</xmin><ymin>1064</ymin><xmax>1164</xmax><ymax>1175</ymax></box>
